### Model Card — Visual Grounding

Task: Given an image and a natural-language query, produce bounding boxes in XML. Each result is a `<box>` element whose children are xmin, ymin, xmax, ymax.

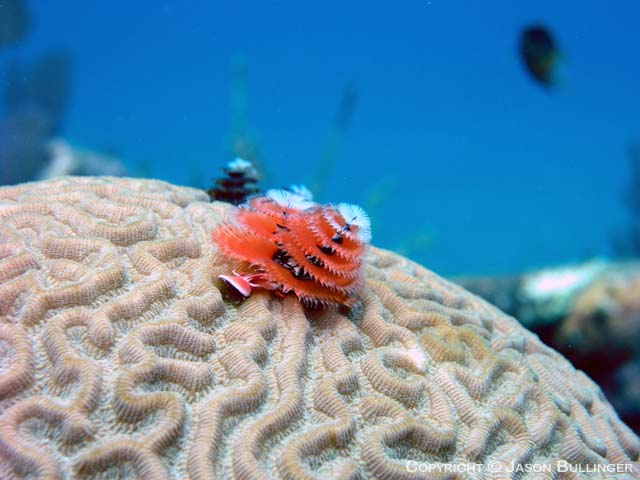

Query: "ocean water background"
<box><xmin>1</xmin><ymin>0</ymin><xmax>639</xmax><ymax>276</ymax></box>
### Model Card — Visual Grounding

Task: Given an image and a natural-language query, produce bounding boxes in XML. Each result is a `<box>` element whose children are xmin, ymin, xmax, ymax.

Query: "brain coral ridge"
<box><xmin>0</xmin><ymin>176</ymin><xmax>638</xmax><ymax>480</ymax></box>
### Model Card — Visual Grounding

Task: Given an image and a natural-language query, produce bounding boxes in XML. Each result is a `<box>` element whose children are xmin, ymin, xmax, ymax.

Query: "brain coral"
<box><xmin>0</xmin><ymin>176</ymin><xmax>638</xmax><ymax>480</ymax></box>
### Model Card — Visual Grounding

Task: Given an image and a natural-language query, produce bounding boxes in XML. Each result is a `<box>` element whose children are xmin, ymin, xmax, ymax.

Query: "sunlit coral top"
<box><xmin>211</xmin><ymin>189</ymin><xmax>371</xmax><ymax>307</ymax></box>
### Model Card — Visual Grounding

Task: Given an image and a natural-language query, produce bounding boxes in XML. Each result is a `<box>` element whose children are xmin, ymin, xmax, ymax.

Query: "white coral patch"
<box><xmin>337</xmin><ymin>203</ymin><xmax>371</xmax><ymax>243</ymax></box>
<box><xmin>404</xmin><ymin>347</ymin><xmax>428</xmax><ymax>372</ymax></box>
<box><xmin>521</xmin><ymin>261</ymin><xmax>607</xmax><ymax>323</ymax></box>
<box><xmin>524</xmin><ymin>262</ymin><xmax>605</xmax><ymax>298</ymax></box>
<box><xmin>266</xmin><ymin>189</ymin><xmax>315</xmax><ymax>211</ymax></box>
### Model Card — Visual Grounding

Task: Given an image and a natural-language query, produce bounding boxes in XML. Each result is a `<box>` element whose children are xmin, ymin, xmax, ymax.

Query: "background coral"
<box><xmin>612</xmin><ymin>144</ymin><xmax>640</xmax><ymax>257</ymax></box>
<box><xmin>0</xmin><ymin>177</ymin><xmax>638</xmax><ymax>479</ymax></box>
<box><xmin>456</xmin><ymin>260</ymin><xmax>640</xmax><ymax>434</ymax></box>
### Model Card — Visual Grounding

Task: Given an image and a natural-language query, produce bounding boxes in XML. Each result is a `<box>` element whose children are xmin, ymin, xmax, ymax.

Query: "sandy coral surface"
<box><xmin>0</xmin><ymin>176</ymin><xmax>638</xmax><ymax>479</ymax></box>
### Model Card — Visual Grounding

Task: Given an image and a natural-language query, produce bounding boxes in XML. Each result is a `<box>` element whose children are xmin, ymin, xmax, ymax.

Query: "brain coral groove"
<box><xmin>0</xmin><ymin>176</ymin><xmax>638</xmax><ymax>480</ymax></box>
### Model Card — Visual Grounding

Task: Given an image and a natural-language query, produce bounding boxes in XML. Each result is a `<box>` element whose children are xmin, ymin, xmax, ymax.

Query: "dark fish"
<box><xmin>0</xmin><ymin>0</ymin><xmax>29</xmax><ymax>48</ymax></box>
<box><xmin>519</xmin><ymin>25</ymin><xmax>559</xmax><ymax>88</ymax></box>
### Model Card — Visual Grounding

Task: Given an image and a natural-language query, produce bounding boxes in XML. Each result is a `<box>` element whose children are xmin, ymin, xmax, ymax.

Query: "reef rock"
<box><xmin>0</xmin><ymin>176</ymin><xmax>638</xmax><ymax>479</ymax></box>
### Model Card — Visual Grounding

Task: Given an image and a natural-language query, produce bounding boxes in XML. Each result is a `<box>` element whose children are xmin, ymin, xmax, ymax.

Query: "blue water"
<box><xmin>2</xmin><ymin>0</ymin><xmax>639</xmax><ymax>276</ymax></box>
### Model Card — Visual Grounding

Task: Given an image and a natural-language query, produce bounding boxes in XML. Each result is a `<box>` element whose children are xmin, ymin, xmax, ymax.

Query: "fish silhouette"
<box><xmin>520</xmin><ymin>25</ymin><xmax>559</xmax><ymax>88</ymax></box>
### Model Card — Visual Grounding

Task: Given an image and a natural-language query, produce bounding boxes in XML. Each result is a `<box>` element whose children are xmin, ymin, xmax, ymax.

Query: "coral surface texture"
<box><xmin>0</xmin><ymin>176</ymin><xmax>638</xmax><ymax>480</ymax></box>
